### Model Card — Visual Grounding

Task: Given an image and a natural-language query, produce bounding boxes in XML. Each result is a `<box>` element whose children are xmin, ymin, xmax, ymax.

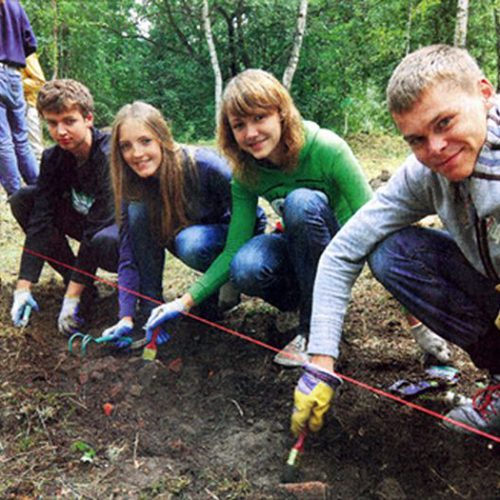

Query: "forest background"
<box><xmin>2</xmin><ymin>2</ymin><xmax>500</xmax><ymax>497</ymax></box>
<box><xmin>22</xmin><ymin>0</ymin><xmax>500</xmax><ymax>143</ymax></box>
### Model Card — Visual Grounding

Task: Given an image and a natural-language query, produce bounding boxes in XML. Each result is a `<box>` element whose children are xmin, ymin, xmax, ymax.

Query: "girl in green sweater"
<box><xmin>145</xmin><ymin>69</ymin><xmax>372</xmax><ymax>366</ymax></box>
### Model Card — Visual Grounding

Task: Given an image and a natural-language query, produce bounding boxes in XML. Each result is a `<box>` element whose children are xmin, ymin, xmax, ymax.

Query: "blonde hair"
<box><xmin>387</xmin><ymin>44</ymin><xmax>484</xmax><ymax>115</ymax></box>
<box><xmin>37</xmin><ymin>79</ymin><xmax>94</xmax><ymax>117</ymax></box>
<box><xmin>110</xmin><ymin>101</ymin><xmax>191</xmax><ymax>242</ymax></box>
<box><xmin>217</xmin><ymin>69</ymin><xmax>304</xmax><ymax>184</ymax></box>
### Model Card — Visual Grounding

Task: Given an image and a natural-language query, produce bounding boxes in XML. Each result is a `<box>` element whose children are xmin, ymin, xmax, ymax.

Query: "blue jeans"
<box><xmin>10</xmin><ymin>185</ymin><xmax>118</xmax><ymax>284</ymax></box>
<box><xmin>230</xmin><ymin>188</ymin><xmax>340</xmax><ymax>335</ymax></box>
<box><xmin>368</xmin><ymin>226</ymin><xmax>500</xmax><ymax>372</ymax></box>
<box><xmin>0</xmin><ymin>66</ymin><xmax>38</xmax><ymax>195</ymax></box>
<box><xmin>127</xmin><ymin>201</ymin><xmax>229</xmax><ymax>316</ymax></box>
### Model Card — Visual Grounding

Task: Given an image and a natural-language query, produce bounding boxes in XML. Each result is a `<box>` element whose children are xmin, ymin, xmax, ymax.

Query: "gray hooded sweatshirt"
<box><xmin>309</xmin><ymin>100</ymin><xmax>500</xmax><ymax>358</ymax></box>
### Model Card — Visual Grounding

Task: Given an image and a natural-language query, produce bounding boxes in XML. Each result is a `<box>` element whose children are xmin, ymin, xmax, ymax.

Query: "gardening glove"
<box><xmin>144</xmin><ymin>326</ymin><xmax>171</xmax><ymax>346</ymax></box>
<box><xmin>144</xmin><ymin>298</ymin><xmax>186</xmax><ymax>345</ymax></box>
<box><xmin>11</xmin><ymin>289</ymin><xmax>39</xmax><ymax>327</ymax></box>
<box><xmin>101</xmin><ymin>317</ymin><xmax>134</xmax><ymax>348</ymax></box>
<box><xmin>291</xmin><ymin>363</ymin><xmax>342</xmax><ymax>436</ymax></box>
<box><xmin>57</xmin><ymin>296</ymin><xmax>84</xmax><ymax>336</ymax></box>
<box><xmin>411</xmin><ymin>323</ymin><xmax>451</xmax><ymax>364</ymax></box>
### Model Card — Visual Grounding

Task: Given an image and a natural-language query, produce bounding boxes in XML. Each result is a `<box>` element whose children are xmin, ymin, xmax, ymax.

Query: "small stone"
<box><xmin>129</xmin><ymin>384</ymin><xmax>143</xmax><ymax>397</ymax></box>
<box><xmin>375</xmin><ymin>477</ymin><xmax>407</xmax><ymax>499</ymax></box>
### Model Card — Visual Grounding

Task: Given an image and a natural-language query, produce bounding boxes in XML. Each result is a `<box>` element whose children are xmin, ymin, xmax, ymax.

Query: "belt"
<box><xmin>0</xmin><ymin>61</ymin><xmax>19</xmax><ymax>70</ymax></box>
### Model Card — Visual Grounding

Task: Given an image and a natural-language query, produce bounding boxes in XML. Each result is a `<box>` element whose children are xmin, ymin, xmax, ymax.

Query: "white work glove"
<box><xmin>101</xmin><ymin>318</ymin><xmax>134</xmax><ymax>348</ymax></box>
<box><xmin>145</xmin><ymin>298</ymin><xmax>186</xmax><ymax>345</ymax></box>
<box><xmin>58</xmin><ymin>296</ymin><xmax>84</xmax><ymax>336</ymax></box>
<box><xmin>411</xmin><ymin>323</ymin><xmax>451</xmax><ymax>364</ymax></box>
<box><xmin>11</xmin><ymin>289</ymin><xmax>39</xmax><ymax>327</ymax></box>
<box><xmin>101</xmin><ymin>317</ymin><xmax>134</xmax><ymax>340</ymax></box>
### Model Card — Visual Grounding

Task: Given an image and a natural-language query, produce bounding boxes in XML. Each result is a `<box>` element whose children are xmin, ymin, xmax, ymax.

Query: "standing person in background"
<box><xmin>0</xmin><ymin>0</ymin><xmax>39</xmax><ymax>196</ymax></box>
<box><xmin>21</xmin><ymin>52</ymin><xmax>46</xmax><ymax>163</ymax></box>
<box><xmin>101</xmin><ymin>101</ymin><xmax>266</xmax><ymax>345</ymax></box>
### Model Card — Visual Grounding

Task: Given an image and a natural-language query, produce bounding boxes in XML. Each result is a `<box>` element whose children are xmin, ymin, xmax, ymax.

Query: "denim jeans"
<box><xmin>127</xmin><ymin>201</ymin><xmax>228</xmax><ymax>316</ymax></box>
<box><xmin>368</xmin><ymin>226</ymin><xmax>500</xmax><ymax>372</ymax></box>
<box><xmin>230</xmin><ymin>188</ymin><xmax>340</xmax><ymax>335</ymax></box>
<box><xmin>10</xmin><ymin>185</ymin><xmax>118</xmax><ymax>284</ymax></box>
<box><xmin>0</xmin><ymin>66</ymin><xmax>38</xmax><ymax>195</ymax></box>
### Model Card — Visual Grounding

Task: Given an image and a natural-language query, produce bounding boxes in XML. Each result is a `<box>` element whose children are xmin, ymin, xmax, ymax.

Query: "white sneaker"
<box><xmin>273</xmin><ymin>334</ymin><xmax>309</xmax><ymax>368</ymax></box>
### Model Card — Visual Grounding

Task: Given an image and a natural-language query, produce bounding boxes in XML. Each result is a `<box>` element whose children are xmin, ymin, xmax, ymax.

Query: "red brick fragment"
<box><xmin>279</xmin><ymin>481</ymin><xmax>328</xmax><ymax>499</ymax></box>
<box><xmin>168</xmin><ymin>357</ymin><xmax>183</xmax><ymax>373</ymax></box>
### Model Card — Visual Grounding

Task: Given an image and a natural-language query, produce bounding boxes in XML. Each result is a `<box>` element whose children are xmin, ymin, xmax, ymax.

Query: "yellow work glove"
<box><xmin>291</xmin><ymin>363</ymin><xmax>342</xmax><ymax>436</ymax></box>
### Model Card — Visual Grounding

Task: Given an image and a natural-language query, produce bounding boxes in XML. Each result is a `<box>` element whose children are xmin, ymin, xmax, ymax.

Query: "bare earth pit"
<box><xmin>0</xmin><ymin>191</ymin><xmax>499</xmax><ymax>499</ymax></box>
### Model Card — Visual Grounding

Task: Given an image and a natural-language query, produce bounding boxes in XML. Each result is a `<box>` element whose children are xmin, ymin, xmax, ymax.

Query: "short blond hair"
<box><xmin>387</xmin><ymin>44</ymin><xmax>484</xmax><ymax>115</ymax></box>
<box><xmin>217</xmin><ymin>69</ymin><xmax>304</xmax><ymax>183</ymax></box>
<box><xmin>37</xmin><ymin>79</ymin><xmax>94</xmax><ymax>117</ymax></box>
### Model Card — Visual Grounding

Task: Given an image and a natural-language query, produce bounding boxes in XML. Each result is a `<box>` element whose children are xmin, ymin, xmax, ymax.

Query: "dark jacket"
<box><xmin>19</xmin><ymin>128</ymin><xmax>114</xmax><ymax>284</ymax></box>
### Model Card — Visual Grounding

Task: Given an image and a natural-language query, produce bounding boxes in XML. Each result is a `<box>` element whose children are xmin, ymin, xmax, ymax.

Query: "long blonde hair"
<box><xmin>217</xmin><ymin>69</ymin><xmax>304</xmax><ymax>184</ymax></box>
<box><xmin>110</xmin><ymin>101</ymin><xmax>191</xmax><ymax>242</ymax></box>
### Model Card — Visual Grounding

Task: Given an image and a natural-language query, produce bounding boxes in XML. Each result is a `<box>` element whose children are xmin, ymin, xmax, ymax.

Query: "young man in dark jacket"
<box><xmin>9</xmin><ymin>79</ymin><xmax>118</xmax><ymax>335</ymax></box>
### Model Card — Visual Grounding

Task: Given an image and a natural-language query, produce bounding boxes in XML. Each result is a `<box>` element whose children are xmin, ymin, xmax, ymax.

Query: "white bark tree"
<box><xmin>494</xmin><ymin>1</ymin><xmax>500</xmax><ymax>91</ymax></box>
<box><xmin>454</xmin><ymin>0</ymin><xmax>469</xmax><ymax>48</ymax></box>
<box><xmin>202</xmin><ymin>0</ymin><xmax>223</xmax><ymax>123</ymax></box>
<box><xmin>282</xmin><ymin>0</ymin><xmax>308</xmax><ymax>90</ymax></box>
<box><xmin>51</xmin><ymin>0</ymin><xmax>59</xmax><ymax>79</ymax></box>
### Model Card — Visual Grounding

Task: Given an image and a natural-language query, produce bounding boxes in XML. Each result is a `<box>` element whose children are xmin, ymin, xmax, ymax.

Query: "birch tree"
<box><xmin>494</xmin><ymin>1</ymin><xmax>500</xmax><ymax>91</ymax></box>
<box><xmin>51</xmin><ymin>0</ymin><xmax>59</xmax><ymax>79</ymax></box>
<box><xmin>202</xmin><ymin>0</ymin><xmax>223</xmax><ymax>122</ymax></box>
<box><xmin>454</xmin><ymin>0</ymin><xmax>469</xmax><ymax>47</ymax></box>
<box><xmin>282</xmin><ymin>0</ymin><xmax>308</xmax><ymax>90</ymax></box>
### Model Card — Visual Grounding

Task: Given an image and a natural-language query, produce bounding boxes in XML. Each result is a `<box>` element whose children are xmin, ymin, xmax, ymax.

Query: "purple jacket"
<box><xmin>0</xmin><ymin>0</ymin><xmax>37</xmax><ymax>67</ymax></box>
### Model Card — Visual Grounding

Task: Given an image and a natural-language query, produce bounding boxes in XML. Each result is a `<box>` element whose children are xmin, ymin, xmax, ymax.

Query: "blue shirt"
<box><xmin>118</xmin><ymin>146</ymin><xmax>252</xmax><ymax>318</ymax></box>
<box><xmin>0</xmin><ymin>0</ymin><xmax>37</xmax><ymax>67</ymax></box>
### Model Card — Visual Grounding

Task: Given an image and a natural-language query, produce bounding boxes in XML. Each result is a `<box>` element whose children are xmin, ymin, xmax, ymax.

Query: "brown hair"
<box><xmin>37</xmin><ymin>79</ymin><xmax>94</xmax><ymax>117</ymax></box>
<box><xmin>217</xmin><ymin>69</ymin><xmax>304</xmax><ymax>184</ymax></box>
<box><xmin>110</xmin><ymin>101</ymin><xmax>191</xmax><ymax>242</ymax></box>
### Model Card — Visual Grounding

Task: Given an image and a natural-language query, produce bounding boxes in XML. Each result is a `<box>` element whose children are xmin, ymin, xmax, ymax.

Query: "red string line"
<box><xmin>21</xmin><ymin>247</ymin><xmax>500</xmax><ymax>444</ymax></box>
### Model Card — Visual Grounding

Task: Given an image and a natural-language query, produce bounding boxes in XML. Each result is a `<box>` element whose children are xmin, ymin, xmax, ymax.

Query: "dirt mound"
<box><xmin>1</xmin><ymin>271</ymin><xmax>499</xmax><ymax>498</ymax></box>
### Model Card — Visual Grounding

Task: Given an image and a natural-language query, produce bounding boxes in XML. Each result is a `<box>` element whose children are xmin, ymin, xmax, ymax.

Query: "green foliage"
<box><xmin>71</xmin><ymin>440</ymin><xmax>97</xmax><ymax>463</ymax></box>
<box><xmin>20</xmin><ymin>0</ymin><xmax>500</xmax><ymax>138</ymax></box>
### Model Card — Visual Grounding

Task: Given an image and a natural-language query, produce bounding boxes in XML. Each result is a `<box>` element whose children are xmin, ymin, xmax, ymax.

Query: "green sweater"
<box><xmin>188</xmin><ymin>121</ymin><xmax>373</xmax><ymax>303</ymax></box>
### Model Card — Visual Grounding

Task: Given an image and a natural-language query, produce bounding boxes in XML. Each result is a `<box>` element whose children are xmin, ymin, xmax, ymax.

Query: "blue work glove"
<box><xmin>101</xmin><ymin>317</ymin><xmax>134</xmax><ymax>348</ymax></box>
<box><xmin>11</xmin><ymin>289</ymin><xmax>39</xmax><ymax>327</ymax></box>
<box><xmin>291</xmin><ymin>363</ymin><xmax>342</xmax><ymax>436</ymax></box>
<box><xmin>144</xmin><ymin>298</ymin><xmax>186</xmax><ymax>345</ymax></box>
<box><xmin>57</xmin><ymin>296</ymin><xmax>84</xmax><ymax>336</ymax></box>
<box><xmin>145</xmin><ymin>326</ymin><xmax>171</xmax><ymax>346</ymax></box>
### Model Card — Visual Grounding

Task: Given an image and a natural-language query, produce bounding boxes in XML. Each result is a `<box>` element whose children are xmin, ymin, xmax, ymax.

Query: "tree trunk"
<box><xmin>202</xmin><ymin>0</ymin><xmax>223</xmax><ymax>123</ymax></box>
<box><xmin>494</xmin><ymin>1</ymin><xmax>500</xmax><ymax>92</ymax></box>
<box><xmin>51</xmin><ymin>0</ymin><xmax>59</xmax><ymax>79</ymax></box>
<box><xmin>282</xmin><ymin>0</ymin><xmax>308</xmax><ymax>90</ymax></box>
<box><xmin>405</xmin><ymin>0</ymin><xmax>413</xmax><ymax>55</ymax></box>
<box><xmin>453</xmin><ymin>0</ymin><xmax>469</xmax><ymax>48</ymax></box>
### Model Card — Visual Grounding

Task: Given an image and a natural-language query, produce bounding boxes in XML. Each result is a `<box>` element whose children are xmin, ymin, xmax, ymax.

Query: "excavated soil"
<box><xmin>0</xmin><ymin>181</ymin><xmax>499</xmax><ymax>498</ymax></box>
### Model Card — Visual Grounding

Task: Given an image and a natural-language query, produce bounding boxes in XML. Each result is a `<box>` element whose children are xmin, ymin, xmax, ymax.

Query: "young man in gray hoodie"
<box><xmin>292</xmin><ymin>44</ymin><xmax>500</xmax><ymax>437</ymax></box>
